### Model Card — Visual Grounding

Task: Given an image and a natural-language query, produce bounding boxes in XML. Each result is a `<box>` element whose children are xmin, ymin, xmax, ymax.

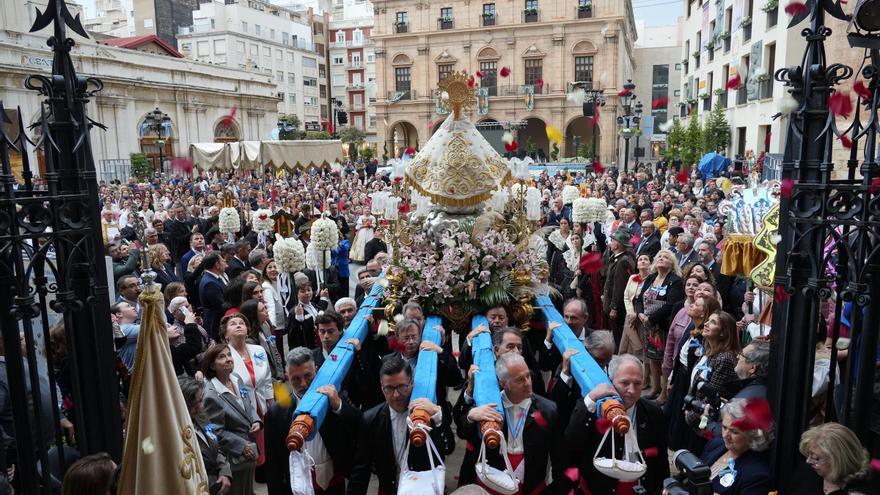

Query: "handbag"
<box><xmin>475</xmin><ymin>432</ymin><xmax>520</xmax><ymax>495</ymax></box>
<box><xmin>397</xmin><ymin>422</ymin><xmax>445</xmax><ymax>495</ymax></box>
<box><xmin>288</xmin><ymin>449</ymin><xmax>316</xmax><ymax>495</ymax></box>
<box><xmin>592</xmin><ymin>423</ymin><xmax>648</xmax><ymax>482</ymax></box>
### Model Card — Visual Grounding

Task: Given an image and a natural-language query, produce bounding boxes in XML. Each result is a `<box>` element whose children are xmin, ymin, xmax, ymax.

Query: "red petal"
<box><xmin>780</xmin><ymin>178</ymin><xmax>795</xmax><ymax>198</ymax></box>
<box><xmin>476</xmin><ymin>70</ymin><xmax>484</xmax><ymax>79</ymax></box>
<box><xmin>452</xmin><ymin>350</ymin><xmax>461</xmax><ymax>358</ymax></box>
<box><xmin>854</xmin><ymin>80</ymin><xmax>873</xmax><ymax>100</ymax></box>
<box><xmin>643</xmin><ymin>447</ymin><xmax>659</xmax><ymax>458</ymax></box>
<box><xmin>595</xmin><ymin>417</ymin><xmax>612</xmax><ymax>434</ymax></box>
<box><xmin>618</xmin><ymin>88</ymin><xmax>631</xmax><ymax>97</ymax></box>
<box><xmin>388</xmin><ymin>338</ymin><xmax>407</xmax><ymax>353</ymax></box>
<box><xmin>741</xmin><ymin>398</ymin><xmax>774</xmax><ymax>431</ymax></box>
<box><xmin>398</xmin><ymin>202</ymin><xmax>411</xmax><ymax>214</ymax></box>
<box><xmin>536</xmin><ymin>78</ymin><xmax>544</xmax><ymax>88</ymax></box>
<box><xmin>592</xmin><ymin>160</ymin><xmax>604</xmax><ymax>174</ymax></box>
<box><xmin>726</xmin><ymin>74</ymin><xmax>742</xmax><ymax>90</ymax></box>
<box><xmin>784</xmin><ymin>1</ymin><xmax>808</xmax><ymax>15</ymax></box>
<box><xmin>504</xmin><ymin>141</ymin><xmax>519</xmax><ymax>152</ymax></box>
<box><xmin>531</xmin><ymin>410</ymin><xmax>548</xmax><ymax>428</ymax></box>
<box><xmin>580</xmin><ymin>251</ymin><xmax>603</xmax><ymax>274</ymax></box>
<box><xmin>467</xmin><ymin>76</ymin><xmax>475</xmax><ymax>88</ymax></box>
<box><xmin>466</xmin><ymin>441</ymin><xmax>476</xmax><ymax>452</ymax></box>
<box><xmin>588</xmin><ymin>106</ymin><xmax>601</xmax><ymax>129</ymax></box>
<box><xmin>652</xmin><ymin>96</ymin><xmax>669</xmax><ymax>109</ymax></box>
<box><xmin>632</xmin><ymin>275</ymin><xmax>642</xmax><ymax>284</ymax></box>
<box><xmin>564</xmin><ymin>467</ymin><xmax>579</xmax><ymax>481</ymax></box>
<box><xmin>676</xmin><ymin>168</ymin><xmax>690</xmax><ymax>184</ymax></box>
<box><xmin>500</xmin><ymin>67</ymin><xmax>510</xmax><ymax>78</ymax></box>
<box><xmin>630</xmin><ymin>234</ymin><xmax>641</xmax><ymax>247</ymax></box>
<box><xmin>774</xmin><ymin>284</ymin><xmax>790</xmax><ymax>304</ymax></box>
<box><xmin>702</xmin><ymin>428</ymin><xmax>715</xmax><ymax>440</ymax></box>
<box><xmin>871</xmin><ymin>459</ymin><xmax>880</xmax><ymax>471</ymax></box>
<box><xmin>841</xmin><ymin>135</ymin><xmax>853</xmax><ymax>149</ymax></box>
<box><xmin>405</xmin><ymin>147</ymin><xmax>416</xmax><ymax>156</ymax></box>
<box><xmin>829</xmin><ymin>91</ymin><xmax>854</xmax><ymax>118</ymax></box>
<box><xmin>869</xmin><ymin>177</ymin><xmax>880</xmax><ymax>194</ymax></box>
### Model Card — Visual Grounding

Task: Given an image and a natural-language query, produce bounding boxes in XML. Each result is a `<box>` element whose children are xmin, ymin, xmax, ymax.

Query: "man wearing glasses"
<box><xmin>347</xmin><ymin>356</ymin><xmax>445</xmax><ymax>495</ymax></box>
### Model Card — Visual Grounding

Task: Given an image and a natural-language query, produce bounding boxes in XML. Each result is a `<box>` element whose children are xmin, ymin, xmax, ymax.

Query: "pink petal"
<box><xmin>564</xmin><ymin>467</ymin><xmax>579</xmax><ymax>481</ymax></box>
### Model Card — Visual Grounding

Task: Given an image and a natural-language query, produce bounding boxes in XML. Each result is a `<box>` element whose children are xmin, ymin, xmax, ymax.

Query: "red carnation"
<box><xmin>564</xmin><ymin>467</ymin><xmax>579</xmax><ymax>481</ymax></box>
<box><xmin>869</xmin><ymin>177</ymin><xmax>880</xmax><ymax>194</ymax></box>
<box><xmin>504</xmin><ymin>141</ymin><xmax>519</xmax><ymax>152</ymax></box>
<box><xmin>500</xmin><ymin>66</ymin><xmax>510</xmax><ymax>78</ymax></box>
<box><xmin>630</xmin><ymin>234</ymin><xmax>641</xmax><ymax>246</ymax></box>
<box><xmin>633</xmin><ymin>275</ymin><xmax>642</xmax><ymax>284</ymax></box>
<box><xmin>580</xmin><ymin>251</ymin><xmax>603</xmax><ymax>274</ymax></box>
<box><xmin>592</xmin><ymin>160</ymin><xmax>604</xmax><ymax>174</ymax></box>
<box><xmin>595</xmin><ymin>417</ymin><xmax>612</xmax><ymax>434</ymax></box>
<box><xmin>784</xmin><ymin>1</ymin><xmax>808</xmax><ymax>16</ymax></box>
<box><xmin>829</xmin><ymin>91</ymin><xmax>854</xmax><ymax>118</ymax></box>
<box><xmin>531</xmin><ymin>410</ymin><xmax>548</xmax><ymax>429</ymax></box>
<box><xmin>854</xmin><ymin>80</ymin><xmax>873</xmax><ymax>101</ymax></box>
<box><xmin>643</xmin><ymin>447</ymin><xmax>659</xmax><ymax>458</ymax></box>
<box><xmin>393</xmin><ymin>176</ymin><xmax>403</xmax><ymax>184</ymax></box>
<box><xmin>726</xmin><ymin>74</ymin><xmax>742</xmax><ymax>90</ymax></box>
<box><xmin>774</xmin><ymin>284</ymin><xmax>790</xmax><ymax>304</ymax></box>
<box><xmin>618</xmin><ymin>88</ymin><xmax>631</xmax><ymax>97</ymax></box>
<box><xmin>388</xmin><ymin>338</ymin><xmax>407</xmax><ymax>353</ymax></box>
<box><xmin>652</xmin><ymin>96</ymin><xmax>669</xmax><ymax>109</ymax></box>
<box><xmin>398</xmin><ymin>202</ymin><xmax>411</xmax><ymax>214</ymax></box>
<box><xmin>780</xmin><ymin>178</ymin><xmax>795</xmax><ymax>198</ymax></box>
<box><xmin>258</xmin><ymin>214</ymin><xmax>268</xmax><ymax>221</ymax></box>
<box><xmin>841</xmin><ymin>135</ymin><xmax>853</xmax><ymax>149</ymax></box>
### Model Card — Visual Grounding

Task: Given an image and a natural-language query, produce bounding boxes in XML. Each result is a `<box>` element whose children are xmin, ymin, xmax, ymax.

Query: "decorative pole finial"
<box><xmin>438</xmin><ymin>71</ymin><xmax>476</xmax><ymax>120</ymax></box>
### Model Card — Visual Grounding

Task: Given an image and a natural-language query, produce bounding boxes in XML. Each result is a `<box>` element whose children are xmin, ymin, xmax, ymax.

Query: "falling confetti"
<box><xmin>731</xmin><ymin>398</ymin><xmax>774</xmax><ymax>431</ymax></box>
<box><xmin>274</xmin><ymin>382</ymin><xmax>292</xmax><ymax>408</ymax></box>
<box><xmin>784</xmin><ymin>1</ymin><xmax>808</xmax><ymax>16</ymax></box>
<box><xmin>567</xmin><ymin>88</ymin><xmax>587</xmax><ymax>105</ymax></box>
<box><xmin>870</xmin><ymin>177</ymin><xmax>880</xmax><ymax>194</ymax></box>
<box><xmin>504</xmin><ymin>141</ymin><xmax>519</xmax><ymax>152</ymax></box>
<box><xmin>659</xmin><ymin>120</ymin><xmax>675</xmax><ymax>132</ymax></box>
<box><xmin>531</xmin><ymin>410</ymin><xmax>548</xmax><ymax>428</ymax></box>
<box><xmin>774</xmin><ymin>284</ymin><xmax>791</xmax><ymax>304</ymax></box>
<box><xmin>871</xmin><ymin>459</ymin><xmax>880</xmax><ymax>471</ymax></box>
<box><xmin>780</xmin><ymin>178</ymin><xmax>795</xmax><ymax>198</ymax></box>
<box><xmin>580</xmin><ymin>252</ymin><xmax>603</xmax><ymax>274</ymax></box>
<box><xmin>829</xmin><ymin>92</ymin><xmax>854</xmax><ymax>118</ymax></box>
<box><xmin>142</xmin><ymin>437</ymin><xmax>155</xmax><ymax>455</ymax></box>
<box><xmin>618</xmin><ymin>88</ymin><xmax>631</xmax><ymax>97</ymax></box>
<box><xmin>564</xmin><ymin>467</ymin><xmax>579</xmax><ymax>481</ymax></box>
<box><xmin>404</xmin><ymin>147</ymin><xmax>416</xmax><ymax>156</ymax></box>
<box><xmin>467</xmin><ymin>76</ymin><xmax>475</xmax><ymax>88</ymax></box>
<box><xmin>546</xmin><ymin>124</ymin><xmax>562</xmax><ymax>145</ymax></box>
<box><xmin>677</xmin><ymin>168</ymin><xmax>690</xmax><ymax>184</ymax></box>
<box><xmin>854</xmin><ymin>80</ymin><xmax>872</xmax><ymax>100</ymax></box>
<box><xmin>651</xmin><ymin>96</ymin><xmax>669</xmax><ymax>109</ymax></box>
<box><xmin>170</xmin><ymin>157</ymin><xmax>193</xmax><ymax>176</ymax></box>
<box><xmin>778</xmin><ymin>94</ymin><xmax>799</xmax><ymax>115</ymax></box>
<box><xmin>593</xmin><ymin>160</ymin><xmax>605</xmax><ymax>174</ymax></box>
<box><xmin>221</xmin><ymin>105</ymin><xmax>238</xmax><ymax>127</ymax></box>
<box><xmin>476</xmin><ymin>70</ymin><xmax>484</xmax><ymax>79</ymax></box>
<box><xmin>595</xmin><ymin>417</ymin><xmax>612</xmax><ymax>434</ymax></box>
<box><xmin>643</xmin><ymin>447</ymin><xmax>659</xmax><ymax>458</ymax></box>
<box><xmin>841</xmin><ymin>135</ymin><xmax>853</xmax><ymax>149</ymax></box>
<box><xmin>500</xmin><ymin>67</ymin><xmax>510</xmax><ymax>78</ymax></box>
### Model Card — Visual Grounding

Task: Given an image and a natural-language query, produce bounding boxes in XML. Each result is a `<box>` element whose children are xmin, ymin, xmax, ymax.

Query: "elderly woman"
<box><xmin>147</xmin><ymin>243</ymin><xmax>178</xmax><ymax>289</ymax></box>
<box><xmin>620</xmin><ymin>253</ymin><xmax>651</xmax><ymax>360</ymax></box>
<box><xmin>178</xmin><ymin>375</ymin><xmax>232</xmax><ymax>495</ymax></box>
<box><xmin>167</xmin><ymin>296</ymin><xmax>211</xmax><ymax>375</ymax></box>
<box><xmin>634</xmin><ymin>248</ymin><xmax>685</xmax><ymax>398</ymax></box>
<box><xmin>799</xmin><ymin>423</ymin><xmax>872</xmax><ymax>494</ymax></box>
<box><xmin>201</xmin><ymin>344</ymin><xmax>262</xmax><ymax>495</ymax></box>
<box><xmin>699</xmin><ymin>398</ymin><xmax>771</xmax><ymax>494</ymax></box>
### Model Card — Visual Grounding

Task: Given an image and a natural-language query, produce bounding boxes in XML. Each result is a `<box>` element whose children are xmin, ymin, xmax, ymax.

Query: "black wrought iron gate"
<box><xmin>0</xmin><ymin>1</ymin><xmax>122</xmax><ymax>493</ymax></box>
<box><xmin>770</xmin><ymin>1</ymin><xmax>880</xmax><ymax>490</ymax></box>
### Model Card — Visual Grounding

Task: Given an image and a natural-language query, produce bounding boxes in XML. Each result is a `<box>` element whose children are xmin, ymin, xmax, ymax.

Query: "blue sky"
<box><xmin>633</xmin><ymin>0</ymin><xmax>683</xmax><ymax>26</ymax></box>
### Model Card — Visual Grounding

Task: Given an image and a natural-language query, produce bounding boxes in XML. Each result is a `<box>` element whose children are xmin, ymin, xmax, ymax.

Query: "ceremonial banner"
<box><xmin>714</xmin><ymin>0</ymin><xmax>725</xmax><ymax>41</ymax></box>
<box><xmin>733</xmin><ymin>0</ymin><xmax>743</xmax><ymax>32</ymax></box>
<box><xmin>410</xmin><ymin>316</ymin><xmax>444</xmax><ymax>404</ymax></box>
<box><xmin>477</xmin><ymin>88</ymin><xmax>490</xmax><ymax>115</ymax></box>
<box><xmin>702</xmin><ymin>3</ymin><xmax>710</xmax><ymax>50</ymax></box>
<box><xmin>291</xmin><ymin>279</ymin><xmax>385</xmax><ymax>441</ymax></box>
<box><xmin>747</xmin><ymin>41</ymin><xmax>763</xmax><ymax>101</ymax></box>
<box><xmin>117</xmin><ymin>283</ymin><xmax>209</xmax><ymax>494</ymax></box>
<box><xmin>523</xmin><ymin>85</ymin><xmax>535</xmax><ymax>111</ymax></box>
<box><xmin>189</xmin><ymin>143</ymin><xmax>230</xmax><ymax>171</ymax></box>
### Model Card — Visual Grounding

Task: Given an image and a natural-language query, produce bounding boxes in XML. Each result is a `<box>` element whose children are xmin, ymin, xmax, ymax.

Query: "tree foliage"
<box><xmin>683</xmin><ymin>116</ymin><xmax>705</xmax><ymax>167</ymax></box>
<box><xmin>663</xmin><ymin>119</ymin><xmax>685</xmax><ymax>162</ymax></box>
<box><xmin>278</xmin><ymin>113</ymin><xmax>301</xmax><ymax>140</ymax></box>
<box><xmin>130</xmin><ymin>152</ymin><xmax>152</xmax><ymax>179</ymax></box>
<box><xmin>338</xmin><ymin>126</ymin><xmax>366</xmax><ymax>144</ymax></box>
<box><xmin>703</xmin><ymin>103</ymin><xmax>731</xmax><ymax>154</ymax></box>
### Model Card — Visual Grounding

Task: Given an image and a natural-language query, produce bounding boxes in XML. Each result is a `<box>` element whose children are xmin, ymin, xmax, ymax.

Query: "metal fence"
<box><xmin>96</xmin><ymin>158</ymin><xmax>131</xmax><ymax>183</ymax></box>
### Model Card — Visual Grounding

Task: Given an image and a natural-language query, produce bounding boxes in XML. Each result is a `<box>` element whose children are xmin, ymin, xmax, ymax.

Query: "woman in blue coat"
<box><xmin>699</xmin><ymin>398</ymin><xmax>772</xmax><ymax>495</ymax></box>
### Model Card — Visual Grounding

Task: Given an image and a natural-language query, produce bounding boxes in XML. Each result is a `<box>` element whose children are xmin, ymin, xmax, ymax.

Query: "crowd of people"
<box><xmin>25</xmin><ymin>159</ymin><xmax>874</xmax><ymax>495</ymax></box>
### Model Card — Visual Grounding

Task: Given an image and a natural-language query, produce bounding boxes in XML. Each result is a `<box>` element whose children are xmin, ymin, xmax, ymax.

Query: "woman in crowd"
<box><xmin>148</xmin><ymin>243</ymin><xmax>178</xmax><ymax>289</ymax></box>
<box><xmin>552</xmin><ymin>233</ymin><xmax>583</xmax><ymax>301</ymax></box>
<box><xmin>634</xmin><ymin>248</ymin><xmax>685</xmax><ymax>398</ymax></box>
<box><xmin>239</xmin><ymin>299</ymin><xmax>284</xmax><ymax>381</ymax></box>
<box><xmin>620</xmin><ymin>253</ymin><xmax>651</xmax><ymax>360</ymax></box>
<box><xmin>799</xmin><ymin>423</ymin><xmax>872</xmax><ymax>494</ymax></box>
<box><xmin>666</xmin><ymin>295</ymin><xmax>721</xmax><ymax>450</ymax></box>
<box><xmin>201</xmin><ymin>343</ymin><xmax>262</xmax><ymax>495</ymax></box>
<box><xmin>547</xmin><ymin>216</ymin><xmax>573</xmax><ymax>267</ymax></box>
<box><xmin>222</xmin><ymin>278</ymin><xmax>246</xmax><ymax>317</ymax></box>
<box><xmin>661</xmin><ymin>274</ymin><xmax>704</xmax><ymax>402</ymax></box>
<box><xmin>350</xmin><ymin>205</ymin><xmax>375</xmax><ymax>263</ymax></box>
<box><xmin>60</xmin><ymin>453</ymin><xmax>117</xmax><ymax>495</ymax></box>
<box><xmin>241</xmin><ymin>280</ymin><xmax>263</xmax><ymax>303</ymax></box>
<box><xmin>260</xmin><ymin>260</ymin><xmax>286</xmax><ymax>331</ymax></box>
<box><xmin>700</xmin><ymin>398</ymin><xmax>772</xmax><ymax>494</ymax></box>
<box><xmin>179</xmin><ymin>375</ymin><xmax>233</xmax><ymax>495</ymax></box>
<box><xmin>683</xmin><ymin>261</ymin><xmax>716</xmax><ymax>290</ymax></box>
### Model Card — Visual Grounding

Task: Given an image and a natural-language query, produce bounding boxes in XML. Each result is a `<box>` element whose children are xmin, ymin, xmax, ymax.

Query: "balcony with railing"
<box><xmin>482</xmin><ymin>14</ymin><xmax>496</xmax><ymax>26</ymax></box>
<box><xmin>347</xmin><ymin>83</ymin><xmax>365</xmax><ymax>91</ymax></box>
<box><xmin>330</xmin><ymin>39</ymin><xmax>368</xmax><ymax>49</ymax></box>
<box><xmin>346</xmin><ymin>61</ymin><xmax>364</xmax><ymax>70</ymax></box>
<box><xmin>577</xmin><ymin>4</ymin><xmax>593</xmax><ymax>18</ymax></box>
<box><xmin>350</xmin><ymin>103</ymin><xmax>365</xmax><ymax>111</ymax></box>
<box><xmin>702</xmin><ymin>96</ymin><xmax>711</xmax><ymax>112</ymax></box>
<box><xmin>523</xmin><ymin>9</ymin><xmax>539</xmax><ymax>23</ymax></box>
<box><xmin>759</xmin><ymin>79</ymin><xmax>773</xmax><ymax>99</ymax></box>
<box><xmin>395</xmin><ymin>22</ymin><xmax>408</xmax><ymax>33</ymax></box>
<box><xmin>724</xmin><ymin>35</ymin><xmax>731</xmax><ymax>52</ymax></box>
<box><xmin>718</xmin><ymin>90</ymin><xmax>728</xmax><ymax>108</ymax></box>
<box><xmin>496</xmin><ymin>84</ymin><xmax>551</xmax><ymax>96</ymax></box>
<box><xmin>386</xmin><ymin>89</ymin><xmax>417</xmax><ymax>101</ymax></box>
<box><xmin>737</xmin><ymin>86</ymin><xmax>748</xmax><ymax>105</ymax></box>
<box><xmin>438</xmin><ymin>17</ymin><xmax>454</xmax><ymax>30</ymax></box>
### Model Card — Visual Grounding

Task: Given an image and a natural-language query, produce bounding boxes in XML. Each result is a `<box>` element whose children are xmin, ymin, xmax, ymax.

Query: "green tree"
<box><xmin>305</xmin><ymin>131</ymin><xmax>332</xmax><ymax>140</ymax></box>
<box><xmin>361</xmin><ymin>146</ymin><xmax>375</xmax><ymax>161</ymax></box>
<box><xmin>130</xmin><ymin>152</ymin><xmax>152</xmax><ymax>179</ymax></box>
<box><xmin>577</xmin><ymin>141</ymin><xmax>593</xmax><ymax>160</ymax></box>
<box><xmin>338</xmin><ymin>126</ymin><xmax>366</xmax><ymax>160</ymax></box>
<box><xmin>551</xmin><ymin>142</ymin><xmax>560</xmax><ymax>161</ymax></box>
<box><xmin>703</xmin><ymin>103</ymin><xmax>731</xmax><ymax>154</ymax></box>
<box><xmin>682</xmin><ymin>116</ymin><xmax>705</xmax><ymax>167</ymax></box>
<box><xmin>662</xmin><ymin>119</ymin><xmax>685</xmax><ymax>162</ymax></box>
<box><xmin>278</xmin><ymin>113</ymin><xmax>301</xmax><ymax>140</ymax></box>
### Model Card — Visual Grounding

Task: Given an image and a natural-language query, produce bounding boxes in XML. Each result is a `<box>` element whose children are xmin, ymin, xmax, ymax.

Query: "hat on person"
<box><xmin>668</xmin><ymin>226</ymin><xmax>685</xmax><ymax>236</ymax></box>
<box><xmin>612</xmin><ymin>227</ymin><xmax>632</xmax><ymax>245</ymax></box>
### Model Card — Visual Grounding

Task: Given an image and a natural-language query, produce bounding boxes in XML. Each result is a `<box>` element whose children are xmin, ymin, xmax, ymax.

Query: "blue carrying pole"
<box><xmin>470</xmin><ymin>315</ymin><xmax>505</xmax><ymax>448</ymax></box>
<box><xmin>408</xmin><ymin>316</ymin><xmax>444</xmax><ymax>446</ymax></box>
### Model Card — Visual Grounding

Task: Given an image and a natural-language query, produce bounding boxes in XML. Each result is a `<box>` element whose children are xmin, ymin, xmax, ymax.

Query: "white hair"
<box><xmin>168</xmin><ymin>296</ymin><xmax>189</xmax><ymax>314</ymax></box>
<box><xmin>608</xmin><ymin>353</ymin><xmax>645</xmax><ymax>380</ymax></box>
<box><xmin>495</xmin><ymin>352</ymin><xmax>526</xmax><ymax>383</ymax></box>
<box><xmin>334</xmin><ymin>297</ymin><xmax>356</xmax><ymax>311</ymax></box>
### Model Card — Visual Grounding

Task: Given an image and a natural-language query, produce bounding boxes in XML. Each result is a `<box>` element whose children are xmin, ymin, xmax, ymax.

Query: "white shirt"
<box><xmin>501</xmin><ymin>392</ymin><xmax>531</xmax><ymax>454</ymax></box>
<box><xmin>389</xmin><ymin>405</ymin><xmax>443</xmax><ymax>469</ymax></box>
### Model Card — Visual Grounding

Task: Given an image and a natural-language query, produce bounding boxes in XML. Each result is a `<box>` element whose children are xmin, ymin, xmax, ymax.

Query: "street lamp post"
<box><xmin>616</xmin><ymin>80</ymin><xmax>640</xmax><ymax>173</ymax></box>
<box><xmin>142</xmin><ymin>107</ymin><xmax>171</xmax><ymax>174</ymax></box>
<box><xmin>633</xmin><ymin>101</ymin><xmax>644</xmax><ymax>162</ymax></box>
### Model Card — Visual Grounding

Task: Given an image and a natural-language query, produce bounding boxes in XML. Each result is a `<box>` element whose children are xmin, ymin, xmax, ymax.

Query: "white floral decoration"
<box><xmin>310</xmin><ymin>213</ymin><xmax>340</xmax><ymax>251</ymax></box>
<box><xmin>218</xmin><ymin>207</ymin><xmax>241</xmax><ymax>234</ymax></box>
<box><xmin>305</xmin><ymin>242</ymin><xmax>332</xmax><ymax>269</ymax></box>
<box><xmin>273</xmin><ymin>235</ymin><xmax>305</xmax><ymax>273</ymax></box>
<box><xmin>251</xmin><ymin>208</ymin><xmax>274</xmax><ymax>232</ymax></box>
<box><xmin>562</xmin><ymin>185</ymin><xmax>580</xmax><ymax>205</ymax></box>
<box><xmin>585</xmin><ymin>198</ymin><xmax>610</xmax><ymax>223</ymax></box>
<box><xmin>572</xmin><ymin>197</ymin><xmax>591</xmax><ymax>224</ymax></box>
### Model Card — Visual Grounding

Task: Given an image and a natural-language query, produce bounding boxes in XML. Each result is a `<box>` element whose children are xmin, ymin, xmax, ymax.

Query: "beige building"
<box><xmin>83</xmin><ymin>0</ymin><xmax>134</xmax><ymax>38</ymax></box>
<box><xmin>372</xmin><ymin>0</ymin><xmax>638</xmax><ymax>164</ymax></box>
<box><xmin>328</xmin><ymin>0</ymin><xmax>377</xmax><ymax>142</ymax></box>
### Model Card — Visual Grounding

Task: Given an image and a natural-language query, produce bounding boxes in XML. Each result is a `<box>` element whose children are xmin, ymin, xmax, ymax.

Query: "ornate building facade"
<box><xmin>372</xmin><ymin>0</ymin><xmax>637</xmax><ymax>164</ymax></box>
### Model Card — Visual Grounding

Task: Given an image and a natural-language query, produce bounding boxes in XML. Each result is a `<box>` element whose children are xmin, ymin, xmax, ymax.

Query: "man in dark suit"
<box><xmin>457</xmin><ymin>352</ymin><xmax>564</xmax><ymax>494</ymax></box>
<box><xmin>564</xmin><ymin>354</ymin><xmax>669</xmax><ymax>494</ymax></box>
<box><xmin>698</xmin><ymin>240</ymin><xmax>722</xmax><ymax>279</ymax></box>
<box><xmin>198</xmin><ymin>252</ymin><xmax>228</xmax><ymax>339</ymax></box>
<box><xmin>225</xmin><ymin>239</ymin><xmax>251</xmax><ymax>279</ymax></box>
<box><xmin>264</xmin><ymin>347</ymin><xmax>361</xmax><ymax>495</ymax></box>
<box><xmin>312</xmin><ymin>311</ymin><xmax>378</xmax><ymax>410</ymax></box>
<box><xmin>348</xmin><ymin>357</ymin><xmax>446</xmax><ymax>495</ymax></box>
<box><xmin>675</xmin><ymin>232</ymin><xmax>698</xmax><ymax>268</ymax></box>
<box><xmin>635</xmin><ymin>220</ymin><xmax>662</xmax><ymax>259</ymax></box>
<box><xmin>164</xmin><ymin>204</ymin><xmax>194</xmax><ymax>261</ymax></box>
<box><xmin>603</xmin><ymin>228</ymin><xmax>636</xmax><ymax>348</ymax></box>
<box><xmin>327</xmin><ymin>202</ymin><xmax>350</xmax><ymax>238</ymax></box>
<box><xmin>353</xmin><ymin>261</ymin><xmax>380</xmax><ymax>307</ymax></box>
<box><xmin>178</xmin><ymin>232</ymin><xmax>206</xmax><ymax>278</ymax></box>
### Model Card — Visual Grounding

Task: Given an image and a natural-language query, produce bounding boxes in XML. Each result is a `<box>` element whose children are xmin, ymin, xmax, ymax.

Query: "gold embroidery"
<box><xmin>180</xmin><ymin>425</ymin><xmax>210</xmax><ymax>494</ymax></box>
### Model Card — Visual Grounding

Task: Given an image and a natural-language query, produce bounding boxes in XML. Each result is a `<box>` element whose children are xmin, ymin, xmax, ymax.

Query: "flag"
<box><xmin>117</xmin><ymin>281</ymin><xmax>209</xmax><ymax>494</ymax></box>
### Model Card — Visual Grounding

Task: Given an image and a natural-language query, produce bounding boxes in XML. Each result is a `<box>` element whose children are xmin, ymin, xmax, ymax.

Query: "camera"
<box><xmin>682</xmin><ymin>382</ymin><xmax>725</xmax><ymax>417</ymax></box>
<box><xmin>662</xmin><ymin>449</ymin><xmax>713</xmax><ymax>495</ymax></box>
